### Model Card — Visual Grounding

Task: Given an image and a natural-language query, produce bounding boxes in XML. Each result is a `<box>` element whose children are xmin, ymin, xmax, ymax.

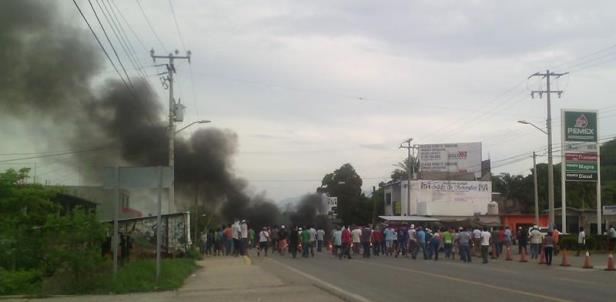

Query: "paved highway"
<box><xmin>252</xmin><ymin>251</ymin><xmax>616</xmax><ymax>302</ymax></box>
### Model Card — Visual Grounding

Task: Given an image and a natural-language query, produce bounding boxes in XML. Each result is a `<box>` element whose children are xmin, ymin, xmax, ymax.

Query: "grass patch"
<box><xmin>109</xmin><ymin>258</ymin><xmax>199</xmax><ymax>294</ymax></box>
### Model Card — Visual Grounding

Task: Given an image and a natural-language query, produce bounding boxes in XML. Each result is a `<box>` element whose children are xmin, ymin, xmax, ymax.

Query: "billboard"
<box><xmin>418</xmin><ymin>143</ymin><xmax>482</xmax><ymax>178</ymax></box>
<box><xmin>410</xmin><ymin>180</ymin><xmax>492</xmax><ymax>216</ymax></box>
<box><xmin>561</xmin><ymin>110</ymin><xmax>599</xmax><ymax>182</ymax></box>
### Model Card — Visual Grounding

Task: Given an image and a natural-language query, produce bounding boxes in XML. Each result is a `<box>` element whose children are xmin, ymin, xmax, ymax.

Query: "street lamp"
<box><xmin>517</xmin><ymin>120</ymin><xmax>547</xmax><ymax>135</ymax></box>
<box><xmin>518</xmin><ymin>120</ymin><xmax>554</xmax><ymax>228</ymax></box>
<box><xmin>176</xmin><ymin>120</ymin><xmax>211</xmax><ymax>134</ymax></box>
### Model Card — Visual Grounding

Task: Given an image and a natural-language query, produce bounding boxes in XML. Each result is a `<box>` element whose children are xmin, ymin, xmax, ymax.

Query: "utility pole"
<box><xmin>532</xmin><ymin>151</ymin><xmax>539</xmax><ymax>226</ymax></box>
<box><xmin>151</xmin><ymin>49</ymin><xmax>191</xmax><ymax>214</ymax></box>
<box><xmin>399</xmin><ymin>139</ymin><xmax>416</xmax><ymax>216</ymax></box>
<box><xmin>529</xmin><ymin>70</ymin><xmax>568</xmax><ymax>228</ymax></box>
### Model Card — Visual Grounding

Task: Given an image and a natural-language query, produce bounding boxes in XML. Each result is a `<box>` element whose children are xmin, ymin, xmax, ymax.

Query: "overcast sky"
<box><xmin>15</xmin><ymin>0</ymin><xmax>616</xmax><ymax>202</ymax></box>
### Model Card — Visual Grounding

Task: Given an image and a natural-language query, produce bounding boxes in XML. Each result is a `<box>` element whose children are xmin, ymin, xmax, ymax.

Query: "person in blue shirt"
<box><xmin>417</xmin><ymin>226</ymin><xmax>427</xmax><ymax>260</ymax></box>
<box><xmin>384</xmin><ymin>227</ymin><xmax>396</xmax><ymax>256</ymax></box>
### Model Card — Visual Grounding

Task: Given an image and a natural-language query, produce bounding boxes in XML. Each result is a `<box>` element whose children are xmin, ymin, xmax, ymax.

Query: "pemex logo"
<box><xmin>575</xmin><ymin>114</ymin><xmax>589</xmax><ymax>128</ymax></box>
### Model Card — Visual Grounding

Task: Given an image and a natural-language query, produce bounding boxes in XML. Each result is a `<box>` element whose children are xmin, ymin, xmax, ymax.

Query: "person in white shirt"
<box><xmin>257</xmin><ymin>227</ymin><xmax>270</xmax><ymax>257</ymax></box>
<box><xmin>472</xmin><ymin>228</ymin><xmax>482</xmax><ymax>256</ymax></box>
<box><xmin>240</xmin><ymin>220</ymin><xmax>248</xmax><ymax>255</ymax></box>
<box><xmin>232</xmin><ymin>220</ymin><xmax>241</xmax><ymax>256</ymax></box>
<box><xmin>316</xmin><ymin>228</ymin><xmax>326</xmax><ymax>252</ymax></box>
<box><xmin>480</xmin><ymin>227</ymin><xmax>491</xmax><ymax>264</ymax></box>
<box><xmin>308</xmin><ymin>226</ymin><xmax>317</xmax><ymax>257</ymax></box>
<box><xmin>351</xmin><ymin>226</ymin><xmax>362</xmax><ymax>255</ymax></box>
<box><xmin>577</xmin><ymin>227</ymin><xmax>586</xmax><ymax>256</ymax></box>
<box><xmin>529</xmin><ymin>226</ymin><xmax>543</xmax><ymax>259</ymax></box>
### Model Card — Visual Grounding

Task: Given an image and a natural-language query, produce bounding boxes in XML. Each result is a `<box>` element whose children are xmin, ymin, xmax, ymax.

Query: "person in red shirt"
<box><xmin>371</xmin><ymin>227</ymin><xmax>383</xmax><ymax>256</ymax></box>
<box><xmin>341</xmin><ymin>226</ymin><xmax>352</xmax><ymax>259</ymax></box>
<box><xmin>223</xmin><ymin>225</ymin><xmax>233</xmax><ymax>256</ymax></box>
<box><xmin>496</xmin><ymin>227</ymin><xmax>505</xmax><ymax>257</ymax></box>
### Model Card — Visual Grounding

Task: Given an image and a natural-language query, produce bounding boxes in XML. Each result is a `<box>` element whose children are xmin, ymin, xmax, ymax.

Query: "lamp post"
<box><xmin>176</xmin><ymin>120</ymin><xmax>211</xmax><ymax>134</ymax></box>
<box><xmin>518</xmin><ymin>120</ymin><xmax>552</xmax><ymax>227</ymax></box>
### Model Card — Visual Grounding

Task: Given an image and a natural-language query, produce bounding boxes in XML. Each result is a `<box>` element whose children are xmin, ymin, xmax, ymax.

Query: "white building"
<box><xmin>383</xmin><ymin>179</ymin><xmax>492</xmax><ymax>217</ymax></box>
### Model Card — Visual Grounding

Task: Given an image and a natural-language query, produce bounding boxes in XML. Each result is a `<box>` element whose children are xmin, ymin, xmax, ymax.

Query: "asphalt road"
<box><xmin>251</xmin><ymin>250</ymin><xmax>616</xmax><ymax>302</ymax></box>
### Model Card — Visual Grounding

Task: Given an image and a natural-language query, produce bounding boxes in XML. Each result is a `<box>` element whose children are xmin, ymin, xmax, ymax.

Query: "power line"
<box><xmin>135</xmin><ymin>0</ymin><xmax>168</xmax><ymax>52</ymax></box>
<box><xmin>87</xmin><ymin>0</ymin><xmax>135</xmax><ymax>89</ymax></box>
<box><xmin>96</xmin><ymin>0</ymin><xmax>147</xmax><ymax>81</ymax></box>
<box><xmin>72</xmin><ymin>0</ymin><xmax>132</xmax><ymax>94</ymax></box>
<box><xmin>167</xmin><ymin>0</ymin><xmax>186</xmax><ymax>50</ymax></box>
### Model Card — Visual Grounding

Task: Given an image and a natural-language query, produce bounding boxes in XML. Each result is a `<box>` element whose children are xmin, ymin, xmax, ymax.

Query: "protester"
<box><xmin>271</xmin><ymin>226</ymin><xmax>279</xmax><ymax>253</ymax></box>
<box><xmin>351</xmin><ymin>226</ymin><xmax>362</xmax><ymax>255</ymax></box>
<box><xmin>372</xmin><ymin>227</ymin><xmax>383</xmax><ymax>256</ymax></box>
<box><xmin>552</xmin><ymin>227</ymin><xmax>560</xmax><ymax>256</ymax></box>
<box><xmin>289</xmin><ymin>226</ymin><xmax>299</xmax><ymax>259</ymax></box>
<box><xmin>480</xmin><ymin>227</ymin><xmax>491</xmax><ymax>264</ymax></box>
<box><xmin>317</xmin><ymin>227</ymin><xmax>325</xmax><ymax>252</ymax></box>
<box><xmin>530</xmin><ymin>226</ymin><xmax>543</xmax><ymax>259</ymax></box>
<box><xmin>279</xmin><ymin>225</ymin><xmax>288</xmax><ymax>256</ymax></box>
<box><xmin>341</xmin><ymin>226</ymin><xmax>352</xmax><ymax>259</ymax></box>
<box><xmin>417</xmin><ymin>226</ymin><xmax>427</xmax><ymax>260</ymax></box>
<box><xmin>333</xmin><ymin>226</ymin><xmax>343</xmax><ymax>259</ymax></box>
<box><xmin>301</xmin><ymin>227</ymin><xmax>311</xmax><ymax>258</ymax></box>
<box><xmin>397</xmin><ymin>224</ymin><xmax>409</xmax><ymax>258</ymax></box>
<box><xmin>504</xmin><ymin>226</ymin><xmax>513</xmax><ymax>253</ymax></box>
<box><xmin>442</xmin><ymin>227</ymin><xmax>453</xmax><ymax>259</ymax></box>
<box><xmin>577</xmin><ymin>227</ymin><xmax>586</xmax><ymax>256</ymax></box>
<box><xmin>223</xmin><ymin>224</ymin><xmax>233</xmax><ymax>256</ymax></box>
<box><xmin>430</xmin><ymin>229</ymin><xmax>442</xmax><ymax>261</ymax></box>
<box><xmin>408</xmin><ymin>225</ymin><xmax>418</xmax><ymax>259</ymax></box>
<box><xmin>384</xmin><ymin>226</ymin><xmax>396</xmax><ymax>256</ymax></box>
<box><xmin>358</xmin><ymin>225</ymin><xmax>370</xmax><ymax>258</ymax></box>
<box><xmin>240</xmin><ymin>220</ymin><xmax>248</xmax><ymax>255</ymax></box>
<box><xmin>517</xmin><ymin>226</ymin><xmax>528</xmax><ymax>257</ymax></box>
<box><xmin>472</xmin><ymin>227</ymin><xmax>482</xmax><ymax>256</ymax></box>
<box><xmin>543</xmin><ymin>230</ymin><xmax>555</xmax><ymax>265</ymax></box>
<box><xmin>257</xmin><ymin>227</ymin><xmax>270</xmax><ymax>257</ymax></box>
<box><xmin>309</xmin><ymin>226</ymin><xmax>317</xmax><ymax>257</ymax></box>
<box><xmin>458</xmin><ymin>227</ymin><xmax>472</xmax><ymax>263</ymax></box>
<box><xmin>232</xmin><ymin>220</ymin><xmax>241</xmax><ymax>256</ymax></box>
<box><xmin>248</xmin><ymin>227</ymin><xmax>256</xmax><ymax>249</ymax></box>
<box><xmin>608</xmin><ymin>225</ymin><xmax>616</xmax><ymax>252</ymax></box>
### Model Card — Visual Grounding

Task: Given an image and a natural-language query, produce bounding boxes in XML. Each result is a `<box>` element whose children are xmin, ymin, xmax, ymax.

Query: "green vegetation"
<box><xmin>319</xmin><ymin>163</ymin><xmax>383</xmax><ymax>225</ymax></box>
<box><xmin>492</xmin><ymin>139</ymin><xmax>616</xmax><ymax>213</ymax></box>
<box><xmin>0</xmin><ymin>169</ymin><xmax>198</xmax><ymax>296</ymax></box>
<box><xmin>107</xmin><ymin>259</ymin><xmax>198</xmax><ymax>294</ymax></box>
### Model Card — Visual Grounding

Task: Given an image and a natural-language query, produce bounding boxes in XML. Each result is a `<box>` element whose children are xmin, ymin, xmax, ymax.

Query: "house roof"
<box><xmin>378</xmin><ymin>215</ymin><xmax>440</xmax><ymax>222</ymax></box>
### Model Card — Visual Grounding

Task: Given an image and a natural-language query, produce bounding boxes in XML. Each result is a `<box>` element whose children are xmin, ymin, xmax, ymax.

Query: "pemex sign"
<box><xmin>562</xmin><ymin>110</ymin><xmax>598</xmax><ymax>182</ymax></box>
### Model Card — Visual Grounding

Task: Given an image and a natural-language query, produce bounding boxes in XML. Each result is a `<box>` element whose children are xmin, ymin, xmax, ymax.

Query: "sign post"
<box><xmin>561</xmin><ymin>110</ymin><xmax>600</xmax><ymax>234</ymax></box>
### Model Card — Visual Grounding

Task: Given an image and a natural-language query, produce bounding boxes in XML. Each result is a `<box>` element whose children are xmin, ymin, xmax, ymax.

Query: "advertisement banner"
<box><xmin>564</xmin><ymin>111</ymin><xmax>597</xmax><ymax>142</ymax></box>
<box><xmin>410</xmin><ymin>180</ymin><xmax>492</xmax><ymax>216</ymax></box>
<box><xmin>418</xmin><ymin>142</ymin><xmax>482</xmax><ymax>178</ymax></box>
<box><xmin>562</xmin><ymin>110</ymin><xmax>599</xmax><ymax>183</ymax></box>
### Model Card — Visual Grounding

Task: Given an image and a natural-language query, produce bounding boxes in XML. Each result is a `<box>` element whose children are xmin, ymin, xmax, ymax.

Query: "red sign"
<box><xmin>565</xmin><ymin>153</ymin><xmax>598</xmax><ymax>161</ymax></box>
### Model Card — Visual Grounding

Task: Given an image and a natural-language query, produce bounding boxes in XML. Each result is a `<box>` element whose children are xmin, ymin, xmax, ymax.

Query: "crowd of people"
<box><xmin>200</xmin><ymin>220</ymin><xmax>616</xmax><ymax>267</ymax></box>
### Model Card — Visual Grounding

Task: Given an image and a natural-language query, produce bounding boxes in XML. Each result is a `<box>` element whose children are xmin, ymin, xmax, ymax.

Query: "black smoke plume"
<box><xmin>0</xmin><ymin>0</ymin><xmax>279</xmax><ymax>225</ymax></box>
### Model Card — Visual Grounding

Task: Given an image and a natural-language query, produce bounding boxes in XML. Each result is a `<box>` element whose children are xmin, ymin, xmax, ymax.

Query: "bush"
<box><xmin>0</xmin><ymin>269</ymin><xmax>42</xmax><ymax>295</ymax></box>
<box><xmin>559</xmin><ymin>234</ymin><xmax>609</xmax><ymax>251</ymax></box>
<box><xmin>559</xmin><ymin>235</ymin><xmax>577</xmax><ymax>250</ymax></box>
<box><xmin>109</xmin><ymin>259</ymin><xmax>198</xmax><ymax>293</ymax></box>
<box><xmin>186</xmin><ymin>248</ymin><xmax>203</xmax><ymax>260</ymax></box>
<box><xmin>41</xmin><ymin>209</ymin><xmax>107</xmax><ymax>294</ymax></box>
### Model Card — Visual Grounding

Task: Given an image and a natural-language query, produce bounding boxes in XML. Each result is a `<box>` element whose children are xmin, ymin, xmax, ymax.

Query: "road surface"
<box><xmin>252</xmin><ymin>250</ymin><xmax>616</xmax><ymax>302</ymax></box>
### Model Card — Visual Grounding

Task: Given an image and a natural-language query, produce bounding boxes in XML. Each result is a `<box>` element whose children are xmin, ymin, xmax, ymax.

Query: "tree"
<box><xmin>320</xmin><ymin>163</ymin><xmax>366</xmax><ymax>225</ymax></box>
<box><xmin>390</xmin><ymin>156</ymin><xmax>419</xmax><ymax>181</ymax></box>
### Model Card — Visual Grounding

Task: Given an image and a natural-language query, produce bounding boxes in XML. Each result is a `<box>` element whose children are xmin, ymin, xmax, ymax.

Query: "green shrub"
<box><xmin>186</xmin><ymin>248</ymin><xmax>203</xmax><ymax>260</ymax></box>
<box><xmin>109</xmin><ymin>259</ymin><xmax>198</xmax><ymax>293</ymax></box>
<box><xmin>0</xmin><ymin>269</ymin><xmax>42</xmax><ymax>295</ymax></box>
<box><xmin>41</xmin><ymin>209</ymin><xmax>107</xmax><ymax>294</ymax></box>
<box><xmin>559</xmin><ymin>234</ymin><xmax>610</xmax><ymax>251</ymax></box>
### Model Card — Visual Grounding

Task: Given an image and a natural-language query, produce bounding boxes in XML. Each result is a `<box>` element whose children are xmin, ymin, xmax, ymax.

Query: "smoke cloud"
<box><xmin>0</xmin><ymin>0</ymin><xmax>279</xmax><ymax>225</ymax></box>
